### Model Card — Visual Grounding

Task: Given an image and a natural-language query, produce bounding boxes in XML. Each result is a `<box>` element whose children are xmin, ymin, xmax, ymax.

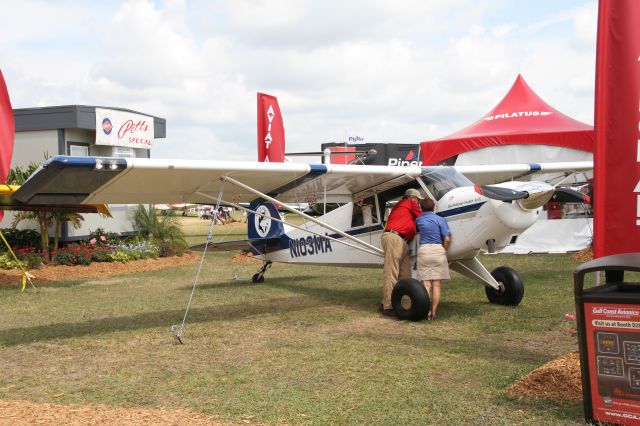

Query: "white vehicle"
<box><xmin>14</xmin><ymin>156</ymin><xmax>591</xmax><ymax>322</ymax></box>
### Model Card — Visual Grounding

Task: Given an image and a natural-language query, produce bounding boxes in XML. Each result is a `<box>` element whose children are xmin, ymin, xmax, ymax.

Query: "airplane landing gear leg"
<box><xmin>252</xmin><ymin>261</ymin><xmax>272</xmax><ymax>283</ymax></box>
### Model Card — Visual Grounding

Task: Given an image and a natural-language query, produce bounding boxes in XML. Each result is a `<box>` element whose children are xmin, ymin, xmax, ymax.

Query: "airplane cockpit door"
<box><xmin>350</xmin><ymin>195</ymin><xmax>382</xmax><ymax>244</ymax></box>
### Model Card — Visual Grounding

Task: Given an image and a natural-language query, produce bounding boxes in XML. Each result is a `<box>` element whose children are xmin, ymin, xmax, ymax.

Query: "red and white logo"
<box><xmin>484</xmin><ymin>111</ymin><xmax>552</xmax><ymax>121</ymax></box>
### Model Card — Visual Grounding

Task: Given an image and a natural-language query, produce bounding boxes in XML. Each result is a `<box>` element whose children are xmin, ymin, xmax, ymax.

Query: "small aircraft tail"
<box><xmin>248</xmin><ymin>202</ymin><xmax>284</xmax><ymax>240</ymax></box>
<box><xmin>257</xmin><ymin>93</ymin><xmax>285</xmax><ymax>162</ymax></box>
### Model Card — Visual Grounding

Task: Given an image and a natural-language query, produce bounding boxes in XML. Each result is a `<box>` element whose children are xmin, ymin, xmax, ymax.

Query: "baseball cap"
<box><xmin>405</xmin><ymin>188</ymin><xmax>424</xmax><ymax>199</ymax></box>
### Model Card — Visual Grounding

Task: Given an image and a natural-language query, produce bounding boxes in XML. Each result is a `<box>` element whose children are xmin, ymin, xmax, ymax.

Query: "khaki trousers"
<box><xmin>381</xmin><ymin>232</ymin><xmax>412</xmax><ymax>309</ymax></box>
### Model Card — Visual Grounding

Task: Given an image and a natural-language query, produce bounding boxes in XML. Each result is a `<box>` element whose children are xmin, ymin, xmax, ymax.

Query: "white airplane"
<box><xmin>13</xmin><ymin>156</ymin><xmax>591</xmax><ymax>321</ymax></box>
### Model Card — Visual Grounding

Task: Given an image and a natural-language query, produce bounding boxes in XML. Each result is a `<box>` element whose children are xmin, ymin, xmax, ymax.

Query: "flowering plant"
<box><xmin>110</xmin><ymin>241</ymin><xmax>160</xmax><ymax>262</ymax></box>
<box><xmin>15</xmin><ymin>246</ymin><xmax>43</xmax><ymax>269</ymax></box>
<box><xmin>52</xmin><ymin>241</ymin><xmax>115</xmax><ymax>265</ymax></box>
<box><xmin>52</xmin><ymin>243</ymin><xmax>93</xmax><ymax>265</ymax></box>
<box><xmin>565</xmin><ymin>313</ymin><xmax>577</xmax><ymax>337</ymax></box>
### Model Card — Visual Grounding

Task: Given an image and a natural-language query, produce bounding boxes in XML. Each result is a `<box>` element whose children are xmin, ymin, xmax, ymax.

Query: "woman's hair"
<box><xmin>420</xmin><ymin>197</ymin><xmax>435</xmax><ymax>212</ymax></box>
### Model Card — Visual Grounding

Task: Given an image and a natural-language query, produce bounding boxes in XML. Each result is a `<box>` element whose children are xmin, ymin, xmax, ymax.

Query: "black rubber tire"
<box><xmin>391</xmin><ymin>278</ymin><xmax>430</xmax><ymax>321</ymax></box>
<box><xmin>485</xmin><ymin>266</ymin><xmax>524</xmax><ymax>306</ymax></box>
<box><xmin>252</xmin><ymin>273</ymin><xmax>264</xmax><ymax>283</ymax></box>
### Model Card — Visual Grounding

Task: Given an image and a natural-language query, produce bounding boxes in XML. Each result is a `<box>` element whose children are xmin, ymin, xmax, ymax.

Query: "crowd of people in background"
<box><xmin>199</xmin><ymin>206</ymin><xmax>237</xmax><ymax>225</ymax></box>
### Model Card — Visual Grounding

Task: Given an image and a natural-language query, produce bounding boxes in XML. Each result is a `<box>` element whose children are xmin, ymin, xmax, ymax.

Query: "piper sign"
<box><xmin>95</xmin><ymin>108</ymin><xmax>154</xmax><ymax>150</ymax></box>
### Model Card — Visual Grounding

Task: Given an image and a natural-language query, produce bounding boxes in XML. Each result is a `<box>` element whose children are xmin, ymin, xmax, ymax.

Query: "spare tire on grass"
<box><xmin>391</xmin><ymin>278</ymin><xmax>430</xmax><ymax>321</ymax></box>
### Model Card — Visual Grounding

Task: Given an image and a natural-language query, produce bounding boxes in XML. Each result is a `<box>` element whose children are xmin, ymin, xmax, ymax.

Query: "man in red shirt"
<box><xmin>380</xmin><ymin>188</ymin><xmax>424</xmax><ymax>316</ymax></box>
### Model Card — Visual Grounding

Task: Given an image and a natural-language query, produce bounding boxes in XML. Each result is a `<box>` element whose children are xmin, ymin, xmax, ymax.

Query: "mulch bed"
<box><xmin>229</xmin><ymin>251</ymin><xmax>262</xmax><ymax>264</ymax></box>
<box><xmin>571</xmin><ymin>245</ymin><xmax>593</xmax><ymax>263</ymax></box>
<box><xmin>507</xmin><ymin>351</ymin><xmax>583</xmax><ymax>402</ymax></box>
<box><xmin>0</xmin><ymin>399</ymin><xmax>229</xmax><ymax>425</ymax></box>
<box><xmin>0</xmin><ymin>253</ymin><xmax>201</xmax><ymax>286</ymax></box>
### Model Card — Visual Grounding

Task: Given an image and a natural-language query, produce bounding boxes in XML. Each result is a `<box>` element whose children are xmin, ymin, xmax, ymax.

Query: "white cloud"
<box><xmin>0</xmin><ymin>0</ymin><xmax>598</xmax><ymax>161</ymax></box>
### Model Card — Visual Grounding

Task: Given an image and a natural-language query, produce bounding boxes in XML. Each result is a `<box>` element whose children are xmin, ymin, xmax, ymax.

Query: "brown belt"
<box><xmin>384</xmin><ymin>229</ymin><xmax>409</xmax><ymax>243</ymax></box>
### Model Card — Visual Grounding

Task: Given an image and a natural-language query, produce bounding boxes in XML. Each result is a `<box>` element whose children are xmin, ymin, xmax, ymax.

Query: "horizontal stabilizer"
<box><xmin>190</xmin><ymin>240</ymin><xmax>253</xmax><ymax>252</ymax></box>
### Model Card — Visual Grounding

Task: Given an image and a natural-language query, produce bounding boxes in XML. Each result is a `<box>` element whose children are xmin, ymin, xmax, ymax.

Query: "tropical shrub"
<box><xmin>0</xmin><ymin>228</ymin><xmax>41</xmax><ymax>251</ymax></box>
<box><xmin>158</xmin><ymin>241</ymin><xmax>186</xmax><ymax>258</ymax></box>
<box><xmin>89</xmin><ymin>228</ymin><xmax>123</xmax><ymax>245</ymax></box>
<box><xmin>131</xmin><ymin>205</ymin><xmax>187</xmax><ymax>246</ymax></box>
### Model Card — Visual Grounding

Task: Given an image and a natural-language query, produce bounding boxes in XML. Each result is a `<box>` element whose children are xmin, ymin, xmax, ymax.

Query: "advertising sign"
<box><xmin>593</xmin><ymin>0</ymin><xmax>640</xmax><ymax>257</ymax></box>
<box><xmin>321</xmin><ymin>143</ymin><xmax>421</xmax><ymax>166</ymax></box>
<box><xmin>0</xmin><ymin>68</ymin><xmax>15</xmax><ymax>222</ymax></box>
<box><xmin>584</xmin><ymin>302</ymin><xmax>640</xmax><ymax>424</ymax></box>
<box><xmin>327</xmin><ymin>146</ymin><xmax>356</xmax><ymax>165</ymax></box>
<box><xmin>257</xmin><ymin>93</ymin><xmax>285</xmax><ymax>162</ymax></box>
<box><xmin>95</xmin><ymin>108</ymin><xmax>154</xmax><ymax>149</ymax></box>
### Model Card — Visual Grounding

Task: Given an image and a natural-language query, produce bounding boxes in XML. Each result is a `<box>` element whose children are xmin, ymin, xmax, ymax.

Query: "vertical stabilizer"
<box><xmin>248</xmin><ymin>202</ymin><xmax>284</xmax><ymax>240</ymax></box>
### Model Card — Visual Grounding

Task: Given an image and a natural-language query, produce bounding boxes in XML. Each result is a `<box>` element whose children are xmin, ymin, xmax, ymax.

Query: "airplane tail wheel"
<box><xmin>252</xmin><ymin>273</ymin><xmax>265</xmax><ymax>283</ymax></box>
<box><xmin>391</xmin><ymin>278</ymin><xmax>430</xmax><ymax>321</ymax></box>
<box><xmin>485</xmin><ymin>266</ymin><xmax>524</xmax><ymax>306</ymax></box>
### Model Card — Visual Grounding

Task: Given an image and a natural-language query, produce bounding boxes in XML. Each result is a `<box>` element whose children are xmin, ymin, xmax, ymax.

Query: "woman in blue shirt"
<box><xmin>416</xmin><ymin>198</ymin><xmax>451</xmax><ymax>320</ymax></box>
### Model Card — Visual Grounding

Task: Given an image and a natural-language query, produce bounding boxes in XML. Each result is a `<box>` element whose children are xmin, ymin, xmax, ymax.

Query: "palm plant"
<box><xmin>11</xmin><ymin>211</ymin><xmax>55</xmax><ymax>262</ymax></box>
<box><xmin>52</xmin><ymin>213</ymin><xmax>85</xmax><ymax>250</ymax></box>
<box><xmin>131</xmin><ymin>205</ymin><xmax>186</xmax><ymax>246</ymax></box>
<box><xmin>7</xmin><ymin>155</ymin><xmax>88</xmax><ymax>262</ymax></box>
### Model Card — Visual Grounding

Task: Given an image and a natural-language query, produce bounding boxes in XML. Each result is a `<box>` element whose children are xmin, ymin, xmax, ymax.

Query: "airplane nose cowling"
<box><xmin>516</xmin><ymin>182</ymin><xmax>555</xmax><ymax>210</ymax></box>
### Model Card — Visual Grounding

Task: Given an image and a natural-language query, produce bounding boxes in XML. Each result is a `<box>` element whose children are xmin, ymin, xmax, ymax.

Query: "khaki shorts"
<box><xmin>417</xmin><ymin>244</ymin><xmax>450</xmax><ymax>281</ymax></box>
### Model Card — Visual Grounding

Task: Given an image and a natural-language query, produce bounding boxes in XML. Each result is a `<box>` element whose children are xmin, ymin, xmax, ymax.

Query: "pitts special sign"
<box><xmin>95</xmin><ymin>108</ymin><xmax>155</xmax><ymax>150</ymax></box>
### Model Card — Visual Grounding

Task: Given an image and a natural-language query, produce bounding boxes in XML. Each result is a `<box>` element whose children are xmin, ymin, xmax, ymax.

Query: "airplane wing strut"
<box><xmin>193</xmin><ymin>194</ymin><xmax>383</xmax><ymax>257</ymax></box>
<box><xmin>220</xmin><ymin>175</ymin><xmax>384</xmax><ymax>256</ymax></box>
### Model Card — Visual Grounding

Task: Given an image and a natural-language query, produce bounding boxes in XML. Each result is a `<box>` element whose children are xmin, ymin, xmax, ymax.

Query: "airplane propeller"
<box><xmin>475</xmin><ymin>181</ymin><xmax>588</xmax><ymax>210</ymax></box>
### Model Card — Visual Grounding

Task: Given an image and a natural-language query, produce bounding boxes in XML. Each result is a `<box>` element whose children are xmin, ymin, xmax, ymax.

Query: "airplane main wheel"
<box><xmin>391</xmin><ymin>278</ymin><xmax>430</xmax><ymax>321</ymax></box>
<box><xmin>485</xmin><ymin>266</ymin><xmax>524</xmax><ymax>306</ymax></box>
<box><xmin>252</xmin><ymin>273</ymin><xmax>264</xmax><ymax>283</ymax></box>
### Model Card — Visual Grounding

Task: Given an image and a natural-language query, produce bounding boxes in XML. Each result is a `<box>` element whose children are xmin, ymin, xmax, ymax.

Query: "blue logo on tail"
<box><xmin>248</xmin><ymin>202</ymin><xmax>284</xmax><ymax>240</ymax></box>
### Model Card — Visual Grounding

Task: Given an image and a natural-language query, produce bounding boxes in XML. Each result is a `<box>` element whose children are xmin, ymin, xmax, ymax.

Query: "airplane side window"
<box><xmin>351</xmin><ymin>203</ymin><xmax>364</xmax><ymax>227</ymax></box>
<box><xmin>351</xmin><ymin>196</ymin><xmax>379</xmax><ymax>228</ymax></box>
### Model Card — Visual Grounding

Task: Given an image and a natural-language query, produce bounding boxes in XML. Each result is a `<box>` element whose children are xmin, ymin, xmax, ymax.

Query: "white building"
<box><xmin>3</xmin><ymin>105</ymin><xmax>166</xmax><ymax>241</ymax></box>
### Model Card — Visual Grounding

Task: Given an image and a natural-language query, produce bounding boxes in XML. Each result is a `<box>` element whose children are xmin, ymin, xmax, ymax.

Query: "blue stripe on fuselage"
<box><xmin>251</xmin><ymin>223</ymin><xmax>384</xmax><ymax>256</ymax></box>
<box><xmin>438</xmin><ymin>201</ymin><xmax>486</xmax><ymax>218</ymax></box>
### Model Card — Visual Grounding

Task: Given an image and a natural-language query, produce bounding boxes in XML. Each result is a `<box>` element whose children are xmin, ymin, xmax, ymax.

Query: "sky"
<box><xmin>0</xmin><ymin>0</ymin><xmax>598</xmax><ymax>161</ymax></box>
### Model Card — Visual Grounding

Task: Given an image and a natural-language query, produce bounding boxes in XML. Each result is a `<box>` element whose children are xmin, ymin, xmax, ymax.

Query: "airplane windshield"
<box><xmin>420</xmin><ymin>167</ymin><xmax>473</xmax><ymax>200</ymax></box>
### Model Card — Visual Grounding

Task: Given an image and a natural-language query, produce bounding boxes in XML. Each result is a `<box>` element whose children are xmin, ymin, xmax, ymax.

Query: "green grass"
<box><xmin>0</xmin><ymin>250</ymin><xmax>588</xmax><ymax>425</ymax></box>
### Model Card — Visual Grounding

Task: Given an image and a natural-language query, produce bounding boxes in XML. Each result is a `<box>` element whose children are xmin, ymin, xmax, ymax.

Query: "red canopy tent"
<box><xmin>420</xmin><ymin>74</ymin><xmax>594</xmax><ymax>165</ymax></box>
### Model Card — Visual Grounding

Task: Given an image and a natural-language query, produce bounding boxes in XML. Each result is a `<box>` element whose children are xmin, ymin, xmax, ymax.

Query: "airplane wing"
<box><xmin>13</xmin><ymin>156</ymin><xmax>420</xmax><ymax>205</ymax></box>
<box><xmin>0</xmin><ymin>184</ymin><xmax>111</xmax><ymax>215</ymax></box>
<box><xmin>454</xmin><ymin>161</ymin><xmax>593</xmax><ymax>185</ymax></box>
<box><xmin>12</xmin><ymin>156</ymin><xmax>593</xmax><ymax>206</ymax></box>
